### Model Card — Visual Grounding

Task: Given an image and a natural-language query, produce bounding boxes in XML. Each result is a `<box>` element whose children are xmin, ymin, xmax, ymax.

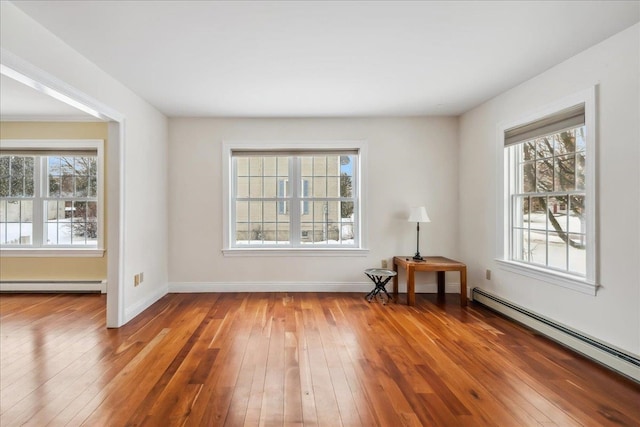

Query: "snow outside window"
<box><xmin>507</xmin><ymin>126</ymin><xmax>586</xmax><ymax>275</ymax></box>
<box><xmin>499</xmin><ymin>91</ymin><xmax>597</xmax><ymax>294</ymax></box>
<box><xmin>0</xmin><ymin>140</ymin><xmax>104</xmax><ymax>254</ymax></box>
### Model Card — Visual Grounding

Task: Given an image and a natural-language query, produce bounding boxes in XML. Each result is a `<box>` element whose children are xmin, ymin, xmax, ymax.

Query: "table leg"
<box><xmin>393</xmin><ymin>260</ymin><xmax>399</xmax><ymax>296</ymax></box>
<box><xmin>460</xmin><ymin>267</ymin><xmax>468</xmax><ymax>306</ymax></box>
<box><xmin>407</xmin><ymin>265</ymin><xmax>415</xmax><ymax>306</ymax></box>
<box><xmin>437</xmin><ymin>271</ymin><xmax>445</xmax><ymax>296</ymax></box>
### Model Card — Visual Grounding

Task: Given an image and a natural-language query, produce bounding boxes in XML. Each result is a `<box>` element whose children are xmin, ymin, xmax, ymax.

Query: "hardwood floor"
<box><xmin>1</xmin><ymin>292</ymin><xmax>639</xmax><ymax>426</ymax></box>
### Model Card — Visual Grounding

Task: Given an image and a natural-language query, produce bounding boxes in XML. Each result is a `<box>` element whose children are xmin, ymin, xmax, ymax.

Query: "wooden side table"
<box><xmin>393</xmin><ymin>256</ymin><xmax>467</xmax><ymax>307</ymax></box>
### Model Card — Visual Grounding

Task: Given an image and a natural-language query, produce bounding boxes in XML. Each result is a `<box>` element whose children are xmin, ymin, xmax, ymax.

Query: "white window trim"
<box><xmin>0</xmin><ymin>139</ymin><xmax>105</xmax><ymax>257</ymax></box>
<box><xmin>0</xmin><ymin>248</ymin><xmax>105</xmax><ymax>257</ymax></box>
<box><xmin>222</xmin><ymin>140</ymin><xmax>369</xmax><ymax>256</ymax></box>
<box><xmin>495</xmin><ymin>87</ymin><xmax>598</xmax><ymax>295</ymax></box>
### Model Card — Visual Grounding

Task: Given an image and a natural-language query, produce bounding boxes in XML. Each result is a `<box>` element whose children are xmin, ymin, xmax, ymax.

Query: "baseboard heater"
<box><xmin>472</xmin><ymin>287</ymin><xmax>640</xmax><ymax>383</ymax></box>
<box><xmin>0</xmin><ymin>280</ymin><xmax>106</xmax><ymax>293</ymax></box>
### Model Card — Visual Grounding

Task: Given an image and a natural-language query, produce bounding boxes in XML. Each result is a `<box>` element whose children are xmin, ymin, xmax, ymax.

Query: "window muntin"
<box><xmin>0</xmin><ymin>141</ymin><xmax>102</xmax><ymax>251</ymax></box>
<box><xmin>231</xmin><ymin>152</ymin><xmax>358</xmax><ymax>247</ymax></box>
<box><xmin>507</xmin><ymin>126</ymin><xmax>587</xmax><ymax>276</ymax></box>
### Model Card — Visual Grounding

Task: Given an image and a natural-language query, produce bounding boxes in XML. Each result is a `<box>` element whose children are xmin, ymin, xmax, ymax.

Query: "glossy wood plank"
<box><xmin>1</xmin><ymin>292</ymin><xmax>639</xmax><ymax>426</ymax></box>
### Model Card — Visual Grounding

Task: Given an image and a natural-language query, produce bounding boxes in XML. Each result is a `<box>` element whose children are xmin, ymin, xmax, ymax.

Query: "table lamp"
<box><xmin>408</xmin><ymin>206</ymin><xmax>430</xmax><ymax>261</ymax></box>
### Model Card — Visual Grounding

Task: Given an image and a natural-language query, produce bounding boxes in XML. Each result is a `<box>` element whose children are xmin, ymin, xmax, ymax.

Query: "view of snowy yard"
<box><xmin>508</xmin><ymin>126</ymin><xmax>588</xmax><ymax>276</ymax></box>
<box><xmin>517</xmin><ymin>211</ymin><xmax>585</xmax><ymax>274</ymax></box>
<box><xmin>1</xmin><ymin>154</ymin><xmax>99</xmax><ymax>248</ymax></box>
<box><xmin>1</xmin><ymin>218</ymin><xmax>97</xmax><ymax>246</ymax></box>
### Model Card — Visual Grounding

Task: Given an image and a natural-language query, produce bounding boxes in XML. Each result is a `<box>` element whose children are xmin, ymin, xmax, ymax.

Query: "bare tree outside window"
<box><xmin>511</xmin><ymin>127</ymin><xmax>586</xmax><ymax>274</ymax></box>
<box><xmin>45</xmin><ymin>155</ymin><xmax>99</xmax><ymax>245</ymax></box>
<box><xmin>0</xmin><ymin>156</ymin><xmax>35</xmax><ymax>245</ymax></box>
<box><xmin>1</xmin><ymin>141</ymin><xmax>102</xmax><ymax>249</ymax></box>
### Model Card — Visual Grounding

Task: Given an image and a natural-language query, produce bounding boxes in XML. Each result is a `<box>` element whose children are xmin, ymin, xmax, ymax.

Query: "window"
<box><xmin>224</xmin><ymin>142</ymin><xmax>366</xmax><ymax>253</ymax></box>
<box><xmin>500</xmin><ymin>89</ymin><xmax>596</xmax><ymax>293</ymax></box>
<box><xmin>0</xmin><ymin>140</ymin><xmax>104</xmax><ymax>255</ymax></box>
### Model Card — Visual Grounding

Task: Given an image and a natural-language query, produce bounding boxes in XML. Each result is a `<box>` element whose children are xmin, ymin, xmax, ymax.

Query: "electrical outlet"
<box><xmin>134</xmin><ymin>274</ymin><xmax>140</xmax><ymax>286</ymax></box>
<box><xmin>381</xmin><ymin>259</ymin><xmax>388</xmax><ymax>268</ymax></box>
<box><xmin>139</xmin><ymin>272</ymin><xmax>144</xmax><ymax>283</ymax></box>
<box><xmin>486</xmin><ymin>269</ymin><xmax>491</xmax><ymax>280</ymax></box>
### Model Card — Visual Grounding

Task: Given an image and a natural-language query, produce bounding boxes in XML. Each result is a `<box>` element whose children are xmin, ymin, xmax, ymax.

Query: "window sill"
<box><xmin>0</xmin><ymin>248</ymin><xmax>105</xmax><ymax>258</ymax></box>
<box><xmin>495</xmin><ymin>259</ymin><xmax>598</xmax><ymax>295</ymax></box>
<box><xmin>223</xmin><ymin>247</ymin><xmax>369</xmax><ymax>257</ymax></box>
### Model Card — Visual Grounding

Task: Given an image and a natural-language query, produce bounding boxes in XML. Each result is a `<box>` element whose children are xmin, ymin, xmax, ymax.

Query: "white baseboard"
<box><xmin>168</xmin><ymin>281</ymin><xmax>461</xmax><ymax>294</ymax></box>
<box><xmin>0</xmin><ymin>280</ymin><xmax>107</xmax><ymax>293</ymax></box>
<box><xmin>472</xmin><ymin>287</ymin><xmax>640</xmax><ymax>383</ymax></box>
<box><xmin>169</xmin><ymin>281</ymin><xmax>370</xmax><ymax>293</ymax></box>
<box><xmin>124</xmin><ymin>284</ymin><xmax>168</xmax><ymax>323</ymax></box>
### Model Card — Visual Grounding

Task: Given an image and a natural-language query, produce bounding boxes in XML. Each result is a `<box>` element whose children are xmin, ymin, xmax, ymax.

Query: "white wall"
<box><xmin>1</xmin><ymin>2</ymin><xmax>169</xmax><ymax>324</ymax></box>
<box><xmin>168</xmin><ymin>117</ymin><xmax>459</xmax><ymax>290</ymax></box>
<box><xmin>459</xmin><ymin>24</ymin><xmax>640</xmax><ymax>355</ymax></box>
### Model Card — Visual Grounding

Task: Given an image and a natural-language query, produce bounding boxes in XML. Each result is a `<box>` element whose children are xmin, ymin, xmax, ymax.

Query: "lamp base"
<box><xmin>412</xmin><ymin>253</ymin><xmax>424</xmax><ymax>261</ymax></box>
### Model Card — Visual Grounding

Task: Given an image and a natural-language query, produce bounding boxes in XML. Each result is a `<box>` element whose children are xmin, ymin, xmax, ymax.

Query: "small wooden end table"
<box><xmin>393</xmin><ymin>256</ymin><xmax>467</xmax><ymax>307</ymax></box>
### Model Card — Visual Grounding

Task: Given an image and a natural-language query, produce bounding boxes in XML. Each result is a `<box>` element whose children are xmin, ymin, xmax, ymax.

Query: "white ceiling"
<box><xmin>0</xmin><ymin>74</ymin><xmax>94</xmax><ymax>120</ymax></box>
<box><xmin>10</xmin><ymin>1</ymin><xmax>640</xmax><ymax>118</ymax></box>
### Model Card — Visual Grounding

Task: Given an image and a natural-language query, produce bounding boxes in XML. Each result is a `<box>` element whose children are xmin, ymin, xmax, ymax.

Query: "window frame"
<box><xmin>0</xmin><ymin>139</ymin><xmax>105</xmax><ymax>257</ymax></box>
<box><xmin>222</xmin><ymin>141</ymin><xmax>368</xmax><ymax>256</ymax></box>
<box><xmin>496</xmin><ymin>88</ymin><xmax>598</xmax><ymax>294</ymax></box>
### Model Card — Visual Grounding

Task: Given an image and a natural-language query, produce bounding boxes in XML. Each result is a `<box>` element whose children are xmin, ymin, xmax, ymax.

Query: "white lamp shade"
<box><xmin>408</xmin><ymin>206</ymin><xmax>431</xmax><ymax>223</ymax></box>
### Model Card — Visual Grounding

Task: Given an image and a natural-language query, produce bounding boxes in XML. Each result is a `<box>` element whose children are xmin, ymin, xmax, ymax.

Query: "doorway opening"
<box><xmin>1</xmin><ymin>50</ymin><xmax>125</xmax><ymax>327</ymax></box>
